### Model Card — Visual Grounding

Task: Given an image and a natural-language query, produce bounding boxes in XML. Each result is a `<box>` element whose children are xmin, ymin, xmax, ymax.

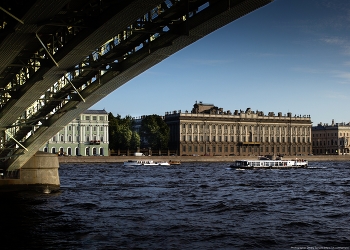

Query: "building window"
<box><xmin>86</xmin><ymin>116</ymin><xmax>90</xmax><ymax>120</ymax></box>
<box><xmin>100</xmin><ymin>116</ymin><xmax>104</xmax><ymax>121</ymax></box>
<box><xmin>92</xmin><ymin>116</ymin><xmax>97</xmax><ymax>120</ymax></box>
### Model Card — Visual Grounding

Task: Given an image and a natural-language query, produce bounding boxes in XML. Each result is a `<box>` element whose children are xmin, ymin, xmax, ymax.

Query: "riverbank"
<box><xmin>58</xmin><ymin>155</ymin><xmax>350</xmax><ymax>164</ymax></box>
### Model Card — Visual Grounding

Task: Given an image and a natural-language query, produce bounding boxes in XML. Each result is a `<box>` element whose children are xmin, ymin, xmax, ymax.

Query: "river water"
<box><xmin>1</xmin><ymin>162</ymin><xmax>350</xmax><ymax>250</ymax></box>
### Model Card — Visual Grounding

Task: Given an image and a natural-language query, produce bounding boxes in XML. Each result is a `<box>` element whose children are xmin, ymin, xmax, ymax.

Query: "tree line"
<box><xmin>108</xmin><ymin>113</ymin><xmax>170</xmax><ymax>152</ymax></box>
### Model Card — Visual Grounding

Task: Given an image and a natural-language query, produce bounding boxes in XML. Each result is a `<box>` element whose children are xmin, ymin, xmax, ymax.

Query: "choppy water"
<box><xmin>1</xmin><ymin>162</ymin><xmax>350</xmax><ymax>250</ymax></box>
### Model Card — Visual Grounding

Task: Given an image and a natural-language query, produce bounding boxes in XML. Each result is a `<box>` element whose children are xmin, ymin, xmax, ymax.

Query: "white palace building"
<box><xmin>42</xmin><ymin>110</ymin><xmax>109</xmax><ymax>156</ymax></box>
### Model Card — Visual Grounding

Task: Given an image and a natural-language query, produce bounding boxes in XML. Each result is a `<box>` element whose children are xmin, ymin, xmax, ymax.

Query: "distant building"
<box><xmin>42</xmin><ymin>110</ymin><xmax>109</xmax><ymax>156</ymax></box>
<box><xmin>312</xmin><ymin>120</ymin><xmax>350</xmax><ymax>155</ymax></box>
<box><xmin>164</xmin><ymin>101</ymin><xmax>312</xmax><ymax>157</ymax></box>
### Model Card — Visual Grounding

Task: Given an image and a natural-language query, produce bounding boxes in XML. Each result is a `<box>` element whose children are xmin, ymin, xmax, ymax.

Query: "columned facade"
<box><xmin>312</xmin><ymin>120</ymin><xmax>350</xmax><ymax>155</ymax></box>
<box><xmin>42</xmin><ymin>110</ymin><xmax>109</xmax><ymax>156</ymax></box>
<box><xmin>165</xmin><ymin>102</ymin><xmax>312</xmax><ymax>157</ymax></box>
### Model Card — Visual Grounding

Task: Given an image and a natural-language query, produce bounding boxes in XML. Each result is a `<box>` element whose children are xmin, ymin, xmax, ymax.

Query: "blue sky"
<box><xmin>92</xmin><ymin>0</ymin><xmax>350</xmax><ymax>125</ymax></box>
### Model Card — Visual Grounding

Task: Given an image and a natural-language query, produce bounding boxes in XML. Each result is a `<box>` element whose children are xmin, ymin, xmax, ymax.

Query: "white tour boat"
<box><xmin>230</xmin><ymin>157</ymin><xmax>308</xmax><ymax>170</ymax></box>
<box><xmin>123</xmin><ymin>160</ymin><xmax>170</xmax><ymax>166</ymax></box>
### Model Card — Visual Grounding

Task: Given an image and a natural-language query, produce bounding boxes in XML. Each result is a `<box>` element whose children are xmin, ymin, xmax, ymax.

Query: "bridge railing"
<box><xmin>4</xmin><ymin>0</ymin><xmax>214</xmax><ymax>160</ymax></box>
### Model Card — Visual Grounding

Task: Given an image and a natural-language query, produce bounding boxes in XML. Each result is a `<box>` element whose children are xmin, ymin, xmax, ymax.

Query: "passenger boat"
<box><xmin>123</xmin><ymin>160</ymin><xmax>142</xmax><ymax>166</ymax></box>
<box><xmin>230</xmin><ymin>157</ymin><xmax>308</xmax><ymax>170</ymax></box>
<box><xmin>123</xmin><ymin>160</ymin><xmax>170</xmax><ymax>166</ymax></box>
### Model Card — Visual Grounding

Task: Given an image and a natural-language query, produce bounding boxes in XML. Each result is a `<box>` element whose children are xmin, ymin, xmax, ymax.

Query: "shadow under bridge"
<box><xmin>0</xmin><ymin>0</ymin><xmax>273</xmax><ymax>171</ymax></box>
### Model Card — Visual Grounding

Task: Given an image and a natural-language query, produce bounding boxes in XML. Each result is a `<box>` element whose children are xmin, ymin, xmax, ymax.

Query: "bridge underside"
<box><xmin>0</xmin><ymin>0</ymin><xmax>272</xmax><ymax>171</ymax></box>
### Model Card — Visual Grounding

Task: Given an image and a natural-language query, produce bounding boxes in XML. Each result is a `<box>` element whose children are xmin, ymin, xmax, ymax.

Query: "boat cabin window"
<box><xmin>236</xmin><ymin>161</ymin><xmax>249</xmax><ymax>166</ymax></box>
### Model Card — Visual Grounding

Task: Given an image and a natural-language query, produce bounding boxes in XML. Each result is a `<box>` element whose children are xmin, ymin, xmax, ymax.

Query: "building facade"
<box><xmin>42</xmin><ymin>110</ymin><xmax>109</xmax><ymax>156</ymax></box>
<box><xmin>165</xmin><ymin>102</ymin><xmax>312</xmax><ymax>157</ymax></box>
<box><xmin>312</xmin><ymin>120</ymin><xmax>350</xmax><ymax>155</ymax></box>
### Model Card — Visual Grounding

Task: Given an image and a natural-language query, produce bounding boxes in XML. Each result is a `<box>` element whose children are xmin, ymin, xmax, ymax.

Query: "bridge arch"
<box><xmin>0</xmin><ymin>0</ymin><xmax>273</xmax><ymax>171</ymax></box>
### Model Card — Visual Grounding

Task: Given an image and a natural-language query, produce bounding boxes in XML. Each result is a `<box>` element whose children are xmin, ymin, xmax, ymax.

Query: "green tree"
<box><xmin>140</xmin><ymin>115</ymin><xmax>169</xmax><ymax>149</ymax></box>
<box><xmin>108</xmin><ymin>112</ymin><xmax>119</xmax><ymax>150</ymax></box>
<box><xmin>130</xmin><ymin>131</ymin><xmax>141</xmax><ymax>149</ymax></box>
<box><xmin>108</xmin><ymin>113</ymin><xmax>140</xmax><ymax>150</ymax></box>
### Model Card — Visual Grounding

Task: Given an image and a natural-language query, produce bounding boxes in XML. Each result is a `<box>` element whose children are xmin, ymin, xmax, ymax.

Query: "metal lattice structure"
<box><xmin>0</xmin><ymin>0</ymin><xmax>273</xmax><ymax>171</ymax></box>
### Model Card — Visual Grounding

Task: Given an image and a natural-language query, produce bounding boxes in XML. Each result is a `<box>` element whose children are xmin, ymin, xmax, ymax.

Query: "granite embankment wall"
<box><xmin>58</xmin><ymin>155</ymin><xmax>350</xmax><ymax>164</ymax></box>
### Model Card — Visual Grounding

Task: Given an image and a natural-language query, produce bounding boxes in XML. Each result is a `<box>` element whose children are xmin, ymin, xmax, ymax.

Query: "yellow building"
<box><xmin>312</xmin><ymin>120</ymin><xmax>350</xmax><ymax>155</ymax></box>
<box><xmin>165</xmin><ymin>102</ymin><xmax>312</xmax><ymax>157</ymax></box>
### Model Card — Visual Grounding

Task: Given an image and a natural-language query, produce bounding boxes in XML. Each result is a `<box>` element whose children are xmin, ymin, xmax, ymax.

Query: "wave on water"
<box><xmin>1</xmin><ymin>162</ymin><xmax>350</xmax><ymax>249</ymax></box>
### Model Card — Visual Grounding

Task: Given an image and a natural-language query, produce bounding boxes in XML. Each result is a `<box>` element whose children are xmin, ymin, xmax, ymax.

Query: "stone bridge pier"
<box><xmin>0</xmin><ymin>152</ymin><xmax>60</xmax><ymax>193</ymax></box>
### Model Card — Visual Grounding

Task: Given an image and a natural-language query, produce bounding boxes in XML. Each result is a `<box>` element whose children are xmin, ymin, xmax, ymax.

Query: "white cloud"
<box><xmin>325</xmin><ymin>90</ymin><xmax>349</xmax><ymax>100</ymax></box>
<box><xmin>321</xmin><ymin>37</ymin><xmax>346</xmax><ymax>45</ymax></box>
<box><xmin>330</xmin><ymin>70</ymin><xmax>350</xmax><ymax>85</ymax></box>
<box><xmin>320</xmin><ymin>36</ymin><xmax>350</xmax><ymax>55</ymax></box>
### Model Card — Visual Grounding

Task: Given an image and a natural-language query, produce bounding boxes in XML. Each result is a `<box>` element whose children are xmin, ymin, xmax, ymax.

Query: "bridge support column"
<box><xmin>0</xmin><ymin>152</ymin><xmax>60</xmax><ymax>193</ymax></box>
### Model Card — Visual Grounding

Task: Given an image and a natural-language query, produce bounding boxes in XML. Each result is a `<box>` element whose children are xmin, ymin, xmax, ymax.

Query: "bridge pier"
<box><xmin>0</xmin><ymin>152</ymin><xmax>60</xmax><ymax>193</ymax></box>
